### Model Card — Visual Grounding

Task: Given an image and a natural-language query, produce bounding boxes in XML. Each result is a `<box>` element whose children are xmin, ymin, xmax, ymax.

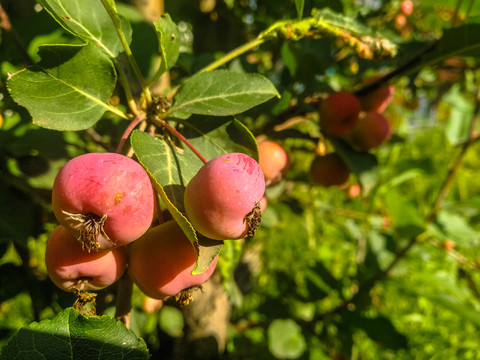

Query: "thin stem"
<box><xmin>431</xmin><ymin>89</ymin><xmax>480</xmax><ymax>219</ymax></box>
<box><xmin>114</xmin><ymin>59</ymin><xmax>140</xmax><ymax>115</ymax></box>
<box><xmin>152</xmin><ymin>116</ymin><xmax>208</xmax><ymax>164</ymax></box>
<box><xmin>116</xmin><ymin>113</ymin><xmax>145</xmax><ymax>154</ymax></box>
<box><xmin>99</xmin><ymin>0</ymin><xmax>152</xmax><ymax>105</ymax></box>
<box><xmin>452</xmin><ymin>0</ymin><xmax>463</xmax><ymax>27</ymax></box>
<box><xmin>85</xmin><ymin>128</ymin><xmax>116</xmax><ymax>152</ymax></box>
<box><xmin>0</xmin><ymin>5</ymin><xmax>35</xmax><ymax>65</ymax></box>
<box><xmin>199</xmin><ymin>36</ymin><xmax>267</xmax><ymax>73</ymax></box>
<box><xmin>354</xmin><ymin>41</ymin><xmax>437</xmax><ymax>97</ymax></box>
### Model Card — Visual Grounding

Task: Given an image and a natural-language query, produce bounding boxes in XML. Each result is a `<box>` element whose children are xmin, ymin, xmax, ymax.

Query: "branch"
<box><xmin>152</xmin><ymin>116</ymin><xmax>208</xmax><ymax>164</ymax></box>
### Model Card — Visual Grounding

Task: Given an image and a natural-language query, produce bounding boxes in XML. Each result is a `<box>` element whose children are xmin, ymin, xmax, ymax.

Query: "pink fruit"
<box><xmin>258</xmin><ymin>140</ymin><xmax>289</xmax><ymax>185</ymax></box>
<box><xmin>348</xmin><ymin>184</ymin><xmax>361</xmax><ymax>198</ymax></box>
<box><xmin>128</xmin><ymin>220</ymin><xmax>218</xmax><ymax>299</ymax></box>
<box><xmin>348</xmin><ymin>112</ymin><xmax>392</xmax><ymax>150</ymax></box>
<box><xmin>45</xmin><ymin>225</ymin><xmax>127</xmax><ymax>292</ymax></box>
<box><xmin>319</xmin><ymin>91</ymin><xmax>361</xmax><ymax>137</ymax></box>
<box><xmin>184</xmin><ymin>153</ymin><xmax>265</xmax><ymax>240</ymax></box>
<box><xmin>259</xmin><ymin>194</ymin><xmax>268</xmax><ymax>212</ymax></box>
<box><xmin>52</xmin><ymin>153</ymin><xmax>155</xmax><ymax>251</ymax></box>
<box><xmin>400</xmin><ymin>0</ymin><xmax>413</xmax><ymax>16</ymax></box>
<box><xmin>309</xmin><ymin>153</ymin><xmax>350</xmax><ymax>187</ymax></box>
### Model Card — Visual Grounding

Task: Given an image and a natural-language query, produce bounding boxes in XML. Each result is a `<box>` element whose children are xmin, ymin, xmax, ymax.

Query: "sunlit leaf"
<box><xmin>7</xmin><ymin>44</ymin><xmax>117</xmax><ymax>131</ymax></box>
<box><xmin>171</xmin><ymin>70</ymin><xmax>280</xmax><ymax>116</ymax></box>
<box><xmin>0</xmin><ymin>308</ymin><xmax>149</xmax><ymax>360</ymax></box>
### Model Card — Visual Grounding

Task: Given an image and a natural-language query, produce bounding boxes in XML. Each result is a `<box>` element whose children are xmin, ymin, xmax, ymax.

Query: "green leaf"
<box><xmin>181</xmin><ymin>116</ymin><xmax>259</xmax><ymax>161</ymax></box>
<box><xmin>329</xmin><ymin>138</ymin><xmax>378</xmax><ymax>195</ymax></box>
<box><xmin>130</xmin><ymin>131</ymin><xmax>222</xmax><ymax>275</ymax></box>
<box><xmin>7</xmin><ymin>43</ymin><xmax>118</xmax><ymax>131</ymax></box>
<box><xmin>421</xmin><ymin>24</ymin><xmax>480</xmax><ymax>67</ymax></box>
<box><xmin>153</xmin><ymin>14</ymin><xmax>181</xmax><ymax>76</ymax></box>
<box><xmin>443</xmin><ymin>85</ymin><xmax>474</xmax><ymax>145</ymax></box>
<box><xmin>385</xmin><ymin>190</ymin><xmax>425</xmax><ymax>238</ymax></box>
<box><xmin>170</xmin><ymin>70</ymin><xmax>280</xmax><ymax>116</ymax></box>
<box><xmin>342</xmin><ymin>311</ymin><xmax>408</xmax><ymax>350</ymax></box>
<box><xmin>295</xmin><ymin>0</ymin><xmax>305</xmax><ymax>19</ymax></box>
<box><xmin>268</xmin><ymin>319</ymin><xmax>306</xmax><ymax>359</ymax></box>
<box><xmin>0</xmin><ymin>308</ymin><xmax>149</xmax><ymax>360</ymax></box>
<box><xmin>37</xmin><ymin>0</ymin><xmax>132</xmax><ymax>57</ymax></box>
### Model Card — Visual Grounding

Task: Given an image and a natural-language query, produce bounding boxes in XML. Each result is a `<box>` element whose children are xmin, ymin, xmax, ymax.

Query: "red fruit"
<box><xmin>319</xmin><ymin>91</ymin><xmax>361</xmax><ymax>137</ymax></box>
<box><xmin>394</xmin><ymin>14</ymin><xmax>407</xmax><ymax>30</ymax></box>
<box><xmin>309</xmin><ymin>153</ymin><xmax>350</xmax><ymax>187</ymax></box>
<box><xmin>128</xmin><ymin>221</ymin><xmax>218</xmax><ymax>299</ymax></box>
<box><xmin>348</xmin><ymin>112</ymin><xmax>392</xmax><ymax>150</ymax></box>
<box><xmin>258</xmin><ymin>140</ymin><xmax>289</xmax><ymax>185</ymax></box>
<box><xmin>438</xmin><ymin>57</ymin><xmax>465</xmax><ymax>84</ymax></box>
<box><xmin>52</xmin><ymin>153</ymin><xmax>155</xmax><ymax>251</ymax></box>
<box><xmin>400</xmin><ymin>0</ymin><xmax>413</xmax><ymax>16</ymax></box>
<box><xmin>348</xmin><ymin>184</ymin><xmax>361</xmax><ymax>198</ymax></box>
<box><xmin>443</xmin><ymin>240</ymin><xmax>455</xmax><ymax>251</ymax></box>
<box><xmin>45</xmin><ymin>225</ymin><xmax>127</xmax><ymax>292</ymax></box>
<box><xmin>184</xmin><ymin>153</ymin><xmax>265</xmax><ymax>240</ymax></box>
<box><xmin>358</xmin><ymin>76</ymin><xmax>395</xmax><ymax>113</ymax></box>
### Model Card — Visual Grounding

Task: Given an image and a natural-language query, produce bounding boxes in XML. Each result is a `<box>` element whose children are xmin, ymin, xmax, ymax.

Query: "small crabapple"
<box><xmin>309</xmin><ymin>153</ymin><xmax>350</xmax><ymax>187</ymax></box>
<box><xmin>443</xmin><ymin>240</ymin><xmax>455</xmax><ymax>251</ymax></box>
<box><xmin>358</xmin><ymin>76</ymin><xmax>395</xmax><ymax>114</ymax></box>
<box><xmin>348</xmin><ymin>112</ymin><xmax>392</xmax><ymax>151</ymax></box>
<box><xmin>52</xmin><ymin>153</ymin><xmax>155</xmax><ymax>252</ymax></box>
<box><xmin>319</xmin><ymin>91</ymin><xmax>361</xmax><ymax>137</ymax></box>
<box><xmin>348</xmin><ymin>184</ymin><xmax>361</xmax><ymax>198</ymax></box>
<box><xmin>438</xmin><ymin>57</ymin><xmax>465</xmax><ymax>84</ymax></box>
<box><xmin>394</xmin><ymin>14</ymin><xmax>407</xmax><ymax>31</ymax></box>
<box><xmin>184</xmin><ymin>153</ymin><xmax>265</xmax><ymax>240</ymax></box>
<box><xmin>45</xmin><ymin>225</ymin><xmax>127</xmax><ymax>292</ymax></box>
<box><xmin>128</xmin><ymin>220</ymin><xmax>218</xmax><ymax>299</ymax></box>
<box><xmin>400</xmin><ymin>0</ymin><xmax>413</xmax><ymax>16</ymax></box>
<box><xmin>258</xmin><ymin>140</ymin><xmax>289</xmax><ymax>186</ymax></box>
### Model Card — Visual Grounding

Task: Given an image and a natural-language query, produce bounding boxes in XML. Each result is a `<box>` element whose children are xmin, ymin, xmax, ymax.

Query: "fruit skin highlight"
<box><xmin>319</xmin><ymin>91</ymin><xmax>361</xmax><ymax>137</ymax></box>
<box><xmin>184</xmin><ymin>153</ymin><xmax>265</xmax><ymax>240</ymax></box>
<box><xmin>128</xmin><ymin>220</ymin><xmax>218</xmax><ymax>299</ymax></box>
<box><xmin>309</xmin><ymin>153</ymin><xmax>350</xmax><ymax>187</ymax></box>
<box><xmin>45</xmin><ymin>225</ymin><xmax>127</xmax><ymax>292</ymax></box>
<box><xmin>258</xmin><ymin>140</ymin><xmax>289</xmax><ymax>185</ymax></box>
<box><xmin>52</xmin><ymin>152</ymin><xmax>155</xmax><ymax>251</ymax></box>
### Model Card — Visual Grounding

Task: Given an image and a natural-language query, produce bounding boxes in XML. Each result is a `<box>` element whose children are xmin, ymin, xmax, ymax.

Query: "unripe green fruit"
<box><xmin>52</xmin><ymin>153</ymin><xmax>155</xmax><ymax>252</ymax></box>
<box><xmin>319</xmin><ymin>91</ymin><xmax>361</xmax><ymax>137</ymax></box>
<box><xmin>128</xmin><ymin>220</ymin><xmax>218</xmax><ymax>299</ymax></box>
<box><xmin>45</xmin><ymin>225</ymin><xmax>127</xmax><ymax>292</ymax></box>
<box><xmin>258</xmin><ymin>140</ymin><xmax>289</xmax><ymax>185</ymax></box>
<box><xmin>184</xmin><ymin>153</ymin><xmax>265</xmax><ymax>240</ymax></box>
<box><xmin>309</xmin><ymin>153</ymin><xmax>350</xmax><ymax>187</ymax></box>
<box><xmin>348</xmin><ymin>112</ymin><xmax>392</xmax><ymax>150</ymax></box>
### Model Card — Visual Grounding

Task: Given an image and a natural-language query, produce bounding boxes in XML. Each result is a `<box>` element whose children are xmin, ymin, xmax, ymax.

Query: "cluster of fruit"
<box><xmin>45</xmin><ymin>151</ymin><xmax>265</xmax><ymax>301</ymax></box>
<box><xmin>394</xmin><ymin>0</ymin><xmax>414</xmax><ymax>36</ymax></box>
<box><xmin>310</xmin><ymin>77</ymin><xmax>395</xmax><ymax>188</ymax></box>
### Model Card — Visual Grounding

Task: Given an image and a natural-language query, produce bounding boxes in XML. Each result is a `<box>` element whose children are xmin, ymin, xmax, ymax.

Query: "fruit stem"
<box><xmin>153</xmin><ymin>116</ymin><xmax>208</xmax><ymax>164</ymax></box>
<box><xmin>116</xmin><ymin>113</ymin><xmax>146</xmax><ymax>154</ymax></box>
<box><xmin>99</xmin><ymin>0</ymin><xmax>152</xmax><ymax>105</ymax></box>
